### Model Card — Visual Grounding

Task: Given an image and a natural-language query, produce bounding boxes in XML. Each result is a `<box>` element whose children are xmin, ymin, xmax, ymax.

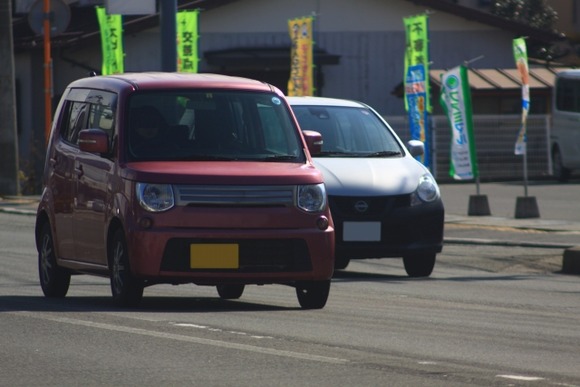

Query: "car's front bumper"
<box><xmin>125</xmin><ymin>226</ymin><xmax>335</xmax><ymax>285</ymax></box>
<box><xmin>330</xmin><ymin>196</ymin><xmax>444</xmax><ymax>260</ymax></box>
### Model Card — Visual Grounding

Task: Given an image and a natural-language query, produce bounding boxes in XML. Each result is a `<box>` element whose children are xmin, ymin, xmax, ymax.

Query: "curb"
<box><xmin>444</xmin><ymin>237</ymin><xmax>576</xmax><ymax>249</ymax></box>
<box><xmin>0</xmin><ymin>207</ymin><xmax>36</xmax><ymax>216</ymax></box>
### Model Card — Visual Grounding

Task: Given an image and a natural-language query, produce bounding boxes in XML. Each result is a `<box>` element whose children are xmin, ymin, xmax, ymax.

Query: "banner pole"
<box><xmin>523</xmin><ymin>151</ymin><xmax>529</xmax><ymax>197</ymax></box>
<box><xmin>43</xmin><ymin>0</ymin><xmax>52</xmax><ymax>145</ymax></box>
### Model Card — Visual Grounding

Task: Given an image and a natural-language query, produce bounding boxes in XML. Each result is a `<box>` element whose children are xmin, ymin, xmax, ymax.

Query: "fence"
<box><xmin>387</xmin><ymin>114</ymin><xmax>553</xmax><ymax>183</ymax></box>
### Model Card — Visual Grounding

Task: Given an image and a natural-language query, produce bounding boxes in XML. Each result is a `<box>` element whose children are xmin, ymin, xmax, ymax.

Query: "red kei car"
<box><xmin>35</xmin><ymin>72</ymin><xmax>334</xmax><ymax>308</ymax></box>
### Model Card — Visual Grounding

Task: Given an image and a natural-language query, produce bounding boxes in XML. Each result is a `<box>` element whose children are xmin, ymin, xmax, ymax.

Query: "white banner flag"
<box><xmin>439</xmin><ymin>65</ymin><xmax>479</xmax><ymax>180</ymax></box>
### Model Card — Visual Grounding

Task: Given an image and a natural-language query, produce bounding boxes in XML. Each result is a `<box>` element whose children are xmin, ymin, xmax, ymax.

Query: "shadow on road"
<box><xmin>0</xmin><ymin>295</ymin><xmax>297</xmax><ymax>313</ymax></box>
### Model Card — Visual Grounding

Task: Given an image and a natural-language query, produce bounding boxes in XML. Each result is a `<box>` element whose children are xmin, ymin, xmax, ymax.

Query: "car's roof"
<box><xmin>67</xmin><ymin>72</ymin><xmax>279</xmax><ymax>93</ymax></box>
<box><xmin>286</xmin><ymin>96</ymin><xmax>367</xmax><ymax>108</ymax></box>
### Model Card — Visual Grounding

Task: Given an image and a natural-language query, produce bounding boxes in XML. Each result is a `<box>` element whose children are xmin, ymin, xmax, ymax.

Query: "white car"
<box><xmin>288</xmin><ymin>96</ymin><xmax>444</xmax><ymax>277</ymax></box>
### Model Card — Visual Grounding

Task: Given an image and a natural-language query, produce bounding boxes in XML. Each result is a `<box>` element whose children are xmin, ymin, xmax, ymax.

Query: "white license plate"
<box><xmin>343</xmin><ymin>221</ymin><xmax>381</xmax><ymax>242</ymax></box>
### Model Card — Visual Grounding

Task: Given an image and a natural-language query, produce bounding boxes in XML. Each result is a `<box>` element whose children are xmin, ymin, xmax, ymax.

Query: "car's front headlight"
<box><xmin>136</xmin><ymin>183</ymin><xmax>175</xmax><ymax>212</ymax></box>
<box><xmin>297</xmin><ymin>183</ymin><xmax>327</xmax><ymax>213</ymax></box>
<box><xmin>410</xmin><ymin>174</ymin><xmax>440</xmax><ymax>206</ymax></box>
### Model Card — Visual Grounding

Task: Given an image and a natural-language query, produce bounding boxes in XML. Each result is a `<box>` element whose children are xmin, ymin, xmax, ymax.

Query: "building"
<box><xmin>11</xmin><ymin>0</ymin><xmax>577</xmax><ymax>189</ymax></box>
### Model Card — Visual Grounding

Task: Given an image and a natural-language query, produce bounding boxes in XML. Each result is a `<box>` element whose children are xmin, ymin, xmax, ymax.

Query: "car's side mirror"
<box><xmin>78</xmin><ymin>128</ymin><xmax>110</xmax><ymax>154</ymax></box>
<box><xmin>302</xmin><ymin>130</ymin><xmax>323</xmax><ymax>155</ymax></box>
<box><xmin>407</xmin><ymin>139</ymin><xmax>424</xmax><ymax>158</ymax></box>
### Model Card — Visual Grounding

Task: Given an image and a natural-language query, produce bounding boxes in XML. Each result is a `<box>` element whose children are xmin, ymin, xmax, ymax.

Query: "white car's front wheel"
<box><xmin>403</xmin><ymin>254</ymin><xmax>436</xmax><ymax>278</ymax></box>
<box><xmin>296</xmin><ymin>280</ymin><xmax>330</xmax><ymax>309</ymax></box>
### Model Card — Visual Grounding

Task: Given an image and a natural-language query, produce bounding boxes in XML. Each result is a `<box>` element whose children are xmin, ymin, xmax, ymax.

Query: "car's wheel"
<box><xmin>403</xmin><ymin>254</ymin><xmax>436</xmax><ymax>278</ymax></box>
<box><xmin>552</xmin><ymin>147</ymin><xmax>571</xmax><ymax>182</ymax></box>
<box><xmin>334</xmin><ymin>256</ymin><xmax>350</xmax><ymax>270</ymax></box>
<box><xmin>38</xmin><ymin>222</ymin><xmax>71</xmax><ymax>298</ymax></box>
<box><xmin>296</xmin><ymin>280</ymin><xmax>330</xmax><ymax>309</ymax></box>
<box><xmin>216</xmin><ymin>284</ymin><xmax>245</xmax><ymax>299</ymax></box>
<box><xmin>110</xmin><ymin>229</ymin><xmax>144</xmax><ymax>307</ymax></box>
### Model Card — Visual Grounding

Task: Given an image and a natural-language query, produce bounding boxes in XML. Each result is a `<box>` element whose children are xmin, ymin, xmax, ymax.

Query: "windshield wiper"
<box><xmin>259</xmin><ymin>154</ymin><xmax>299</xmax><ymax>162</ymax></box>
<box><xmin>363</xmin><ymin>150</ymin><xmax>402</xmax><ymax>157</ymax></box>
<box><xmin>177</xmin><ymin>154</ymin><xmax>238</xmax><ymax>161</ymax></box>
<box><xmin>317</xmin><ymin>151</ymin><xmax>353</xmax><ymax>157</ymax></box>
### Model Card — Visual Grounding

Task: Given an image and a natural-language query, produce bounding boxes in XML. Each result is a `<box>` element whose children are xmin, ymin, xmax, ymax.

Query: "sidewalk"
<box><xmin>3</xmin><ymin>188</ymin><xmax>580</xmax><ymax>233</ymax></box>
<box><xmin>0</xmin><ymin>196</ymin><xmax>40</xmax><ymax>216</ymax></box>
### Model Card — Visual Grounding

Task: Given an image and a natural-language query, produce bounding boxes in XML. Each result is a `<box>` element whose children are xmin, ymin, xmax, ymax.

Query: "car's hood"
<box><xmin>313</xmin><ymin>157</ymin><xmax>430</xmax><ymax>196</ymax></box>
<box><xmin>122</xmin><ymin>161</ymin><xmax>322</xmax><ymax>185</ymax></box>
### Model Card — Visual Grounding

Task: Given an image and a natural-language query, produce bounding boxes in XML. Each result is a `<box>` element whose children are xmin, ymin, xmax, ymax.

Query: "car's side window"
<box><xmin>88</xmin><ymin>103</ymin><xmax>115</xmax><ymax>141</ymax></box>
<box><xmin>61</xmin><ymin>101</ymin><xmax>88</xmax><ymax>146</ymax></box>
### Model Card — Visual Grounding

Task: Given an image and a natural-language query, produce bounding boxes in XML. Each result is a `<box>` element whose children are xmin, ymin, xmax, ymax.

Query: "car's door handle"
<box><xmin>74</xmin><ymin>165</ymin><xmax>84</xmax><ymax>178</ymax></box>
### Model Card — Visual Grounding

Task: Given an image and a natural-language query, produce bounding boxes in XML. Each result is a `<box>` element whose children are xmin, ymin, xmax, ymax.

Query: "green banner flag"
<box><xmin>440</xmin><ymin>65</ymin><xmax>479</xmax><ymax>180</ymax></box>
<box><xmin>96</xmin><ymin>6</ymin><xmax>124</xmax><ymax>75</ymax></box>
<box><xmin>177</xmin><ymin>10</ymin><xmax>200</xmax><ymax>73</ymax></box>
<box><xmin>403</xmin><ymin>14</ymin><xmax>431</xmax><ymax>113</ymax></box>
<box><xmin>403</xmin><ymin>14</ymin><xmax>431</xmax><ymax>168</ymax></box>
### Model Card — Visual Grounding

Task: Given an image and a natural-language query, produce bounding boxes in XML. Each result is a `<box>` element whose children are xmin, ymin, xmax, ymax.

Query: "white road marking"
<box><xmin>173</xmin><ymin>322</ymin><xmax>273</xmax><ymax>339</ymax></box>
<box><xmin>497</xmin><ymin>374</ymin><xmax>544</xmax><ymax>381</ymax></box>
<box><xmin>13</xmin><ymin>311</ymin><xmax>348</xmax><ymax>365</ymax></box>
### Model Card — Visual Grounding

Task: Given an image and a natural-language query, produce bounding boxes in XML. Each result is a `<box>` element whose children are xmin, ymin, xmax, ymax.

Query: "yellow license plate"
<box><xmin>190</xmin><ymin>244</ymin><xmax>239</xmax><ymax>269</ymax></box>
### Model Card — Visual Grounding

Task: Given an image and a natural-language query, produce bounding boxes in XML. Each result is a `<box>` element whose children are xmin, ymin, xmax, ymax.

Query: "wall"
<box><xmin>13</xmin><ymin>0</ymin><xmax>528</xmax><ymax>192</ymax></box>
<box><xmin>389</xmin><ymin>114</ymin><xmax>552</xmax><ymax>183</ymax></box>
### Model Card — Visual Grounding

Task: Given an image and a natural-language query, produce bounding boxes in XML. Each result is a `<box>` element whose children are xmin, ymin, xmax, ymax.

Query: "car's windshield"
<box><xmin>126</xmin><ymin>91</ymin><xmax>303</xmax><ymax>162</ymax></box>
<box><xmin>292</xmin><ymin>105</ymin><xmax>403</xmax><ymax>157</ymax></box>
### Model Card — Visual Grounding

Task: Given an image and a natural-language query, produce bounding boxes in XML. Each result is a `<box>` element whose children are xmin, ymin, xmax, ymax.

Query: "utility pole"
<box><xmin>0</xmin><ymin>0</ymin><xmax>20</xmax><ymax>196</ymax></box>
<box><xmin>160</xmin><ymin>0</ymin><xmax>177</xmax><ymax>72</ymax></box>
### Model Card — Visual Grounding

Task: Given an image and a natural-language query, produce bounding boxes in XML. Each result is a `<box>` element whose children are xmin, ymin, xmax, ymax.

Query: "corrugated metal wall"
<box><xmin>199</xmin><ymin>30</ymin><xmax>519</xmax><ymax>117</ymax></box>
<box><xmin>388</xmin><ymin>115</ymin><xmax>553</xmax><ymax>183</ymax></box>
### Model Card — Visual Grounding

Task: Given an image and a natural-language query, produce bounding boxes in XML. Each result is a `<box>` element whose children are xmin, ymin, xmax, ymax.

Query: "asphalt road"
<box><xmin>1</xmin><ymin>210</ymin><xmax>579</xmax><ymax>386</ymax></box>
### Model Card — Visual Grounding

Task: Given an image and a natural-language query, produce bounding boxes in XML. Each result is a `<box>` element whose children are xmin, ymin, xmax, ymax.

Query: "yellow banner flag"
<box><xmin>96</xmin><ymin>6</ymin><xmax>124</xmax><ymax>75</ymax></box>
<box><xmin>287</xmin><ymin>16</ymin><xmax>314</xmax><ymax>96</ymax></box>
<box><xmin>177</xmin><ymin>10</ymin><xmax>200</xmax><ymax>73</ymax></box>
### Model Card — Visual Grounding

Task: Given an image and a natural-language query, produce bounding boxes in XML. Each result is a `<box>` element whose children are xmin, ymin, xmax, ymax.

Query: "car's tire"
<box><xmin>110</xmin><ymin>229</ymin><xmax>144</xmax><ymax>307</ymax></box>
<box><xmin>334</xmin><ymin>256</ymin><xmax>350</xmax><ymax>270</ymax></box>
<box><xmin>216</xmin><ymin>284</ymin><xmax>245</xmax><ymax>299</ymax></box>
<box><xmin>552</xmin><ymin>147</ymin><xmax>571</xmax><ymax>182</ymax></box>
<box><xmin>38</xmin><ymin>222</ymin><xmax>71</xmax><ymax>298</ymax></box>
<box><xmin>403</xmin><ymin>254</ymin><xmax>436</xmax><ymax>278</ymax></box>
<box><xmin>296</xmin><ymin>280</ymin><xmax>331</xmax><ymax>309</ymax></box>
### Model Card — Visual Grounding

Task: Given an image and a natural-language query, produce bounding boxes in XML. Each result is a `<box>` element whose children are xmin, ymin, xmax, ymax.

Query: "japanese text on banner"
<box><xmin>403</xmin><ymin>14</ymin><xmax>431</xmax><ymax>168</ymax></box>
<box><xmin>288</xmin><ymin>16</ymin><xmax>314</xmax><ymax>96</ymax></box>
<box><xmin>440</xmin><ymin>65</ymin><xmax>479</xmax><ymax>180</ymax></box>
<box><xmin>403</xmin><ymin>15</ymin><xmax>431</xmax><ymax>113</ymax></box>
<box><xmin>177</xmin><ymin>10</ymin><xmax>199</xmax><ymax>73</ymax></box>
<box><xmin>96</xmin><ymin>6</ymin><xmax>124</xmax><ymax>75</ymax></box>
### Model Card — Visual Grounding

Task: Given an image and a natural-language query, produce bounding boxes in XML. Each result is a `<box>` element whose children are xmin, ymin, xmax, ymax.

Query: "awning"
<box><xmin>204</xmin><ymin>47</ymin><xmax>341</xmax><ymax>69</ymax></box>
<box><xmin>392</xmin><ymin>67</ymin><xmax>575</xmax><ymax>97</ymax></box>
<box><xmin>430</xmin><ymin>67</ymin><xmax>568</xmax><ymax>90</ymax></box>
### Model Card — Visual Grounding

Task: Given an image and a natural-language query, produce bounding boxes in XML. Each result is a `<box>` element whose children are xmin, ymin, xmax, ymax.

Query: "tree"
<box><xmin>491</xmin><ymin>0</ymin><xmax>558</xmax><ymax>32</ymax></box>
<box><xmin>492</xmin><ymin>0</ymin><xmax>564</xmax><ymax>62</ymax></box>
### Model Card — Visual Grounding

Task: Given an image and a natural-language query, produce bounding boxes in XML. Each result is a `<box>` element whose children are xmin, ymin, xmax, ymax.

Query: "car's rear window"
<box><xmin>126</xmin><ymin>91</ymin><xmax>303</xmax><ymax>162</ymax></box>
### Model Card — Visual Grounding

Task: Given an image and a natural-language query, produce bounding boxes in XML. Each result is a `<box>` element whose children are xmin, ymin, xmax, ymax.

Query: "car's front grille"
<box><xmin>161</xmin><ymin>238</ymin><xmax>312</xmax><ymax>272</ymax></box>
<box><xmin>329</xmin><ymin>194</ymin><xmax>410</xmax><ymax>218</ymax></box>
<box><xmin>174</xmin><ymin>185</ymin><xmax>295</xmax><ymax>207</ymax></box>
